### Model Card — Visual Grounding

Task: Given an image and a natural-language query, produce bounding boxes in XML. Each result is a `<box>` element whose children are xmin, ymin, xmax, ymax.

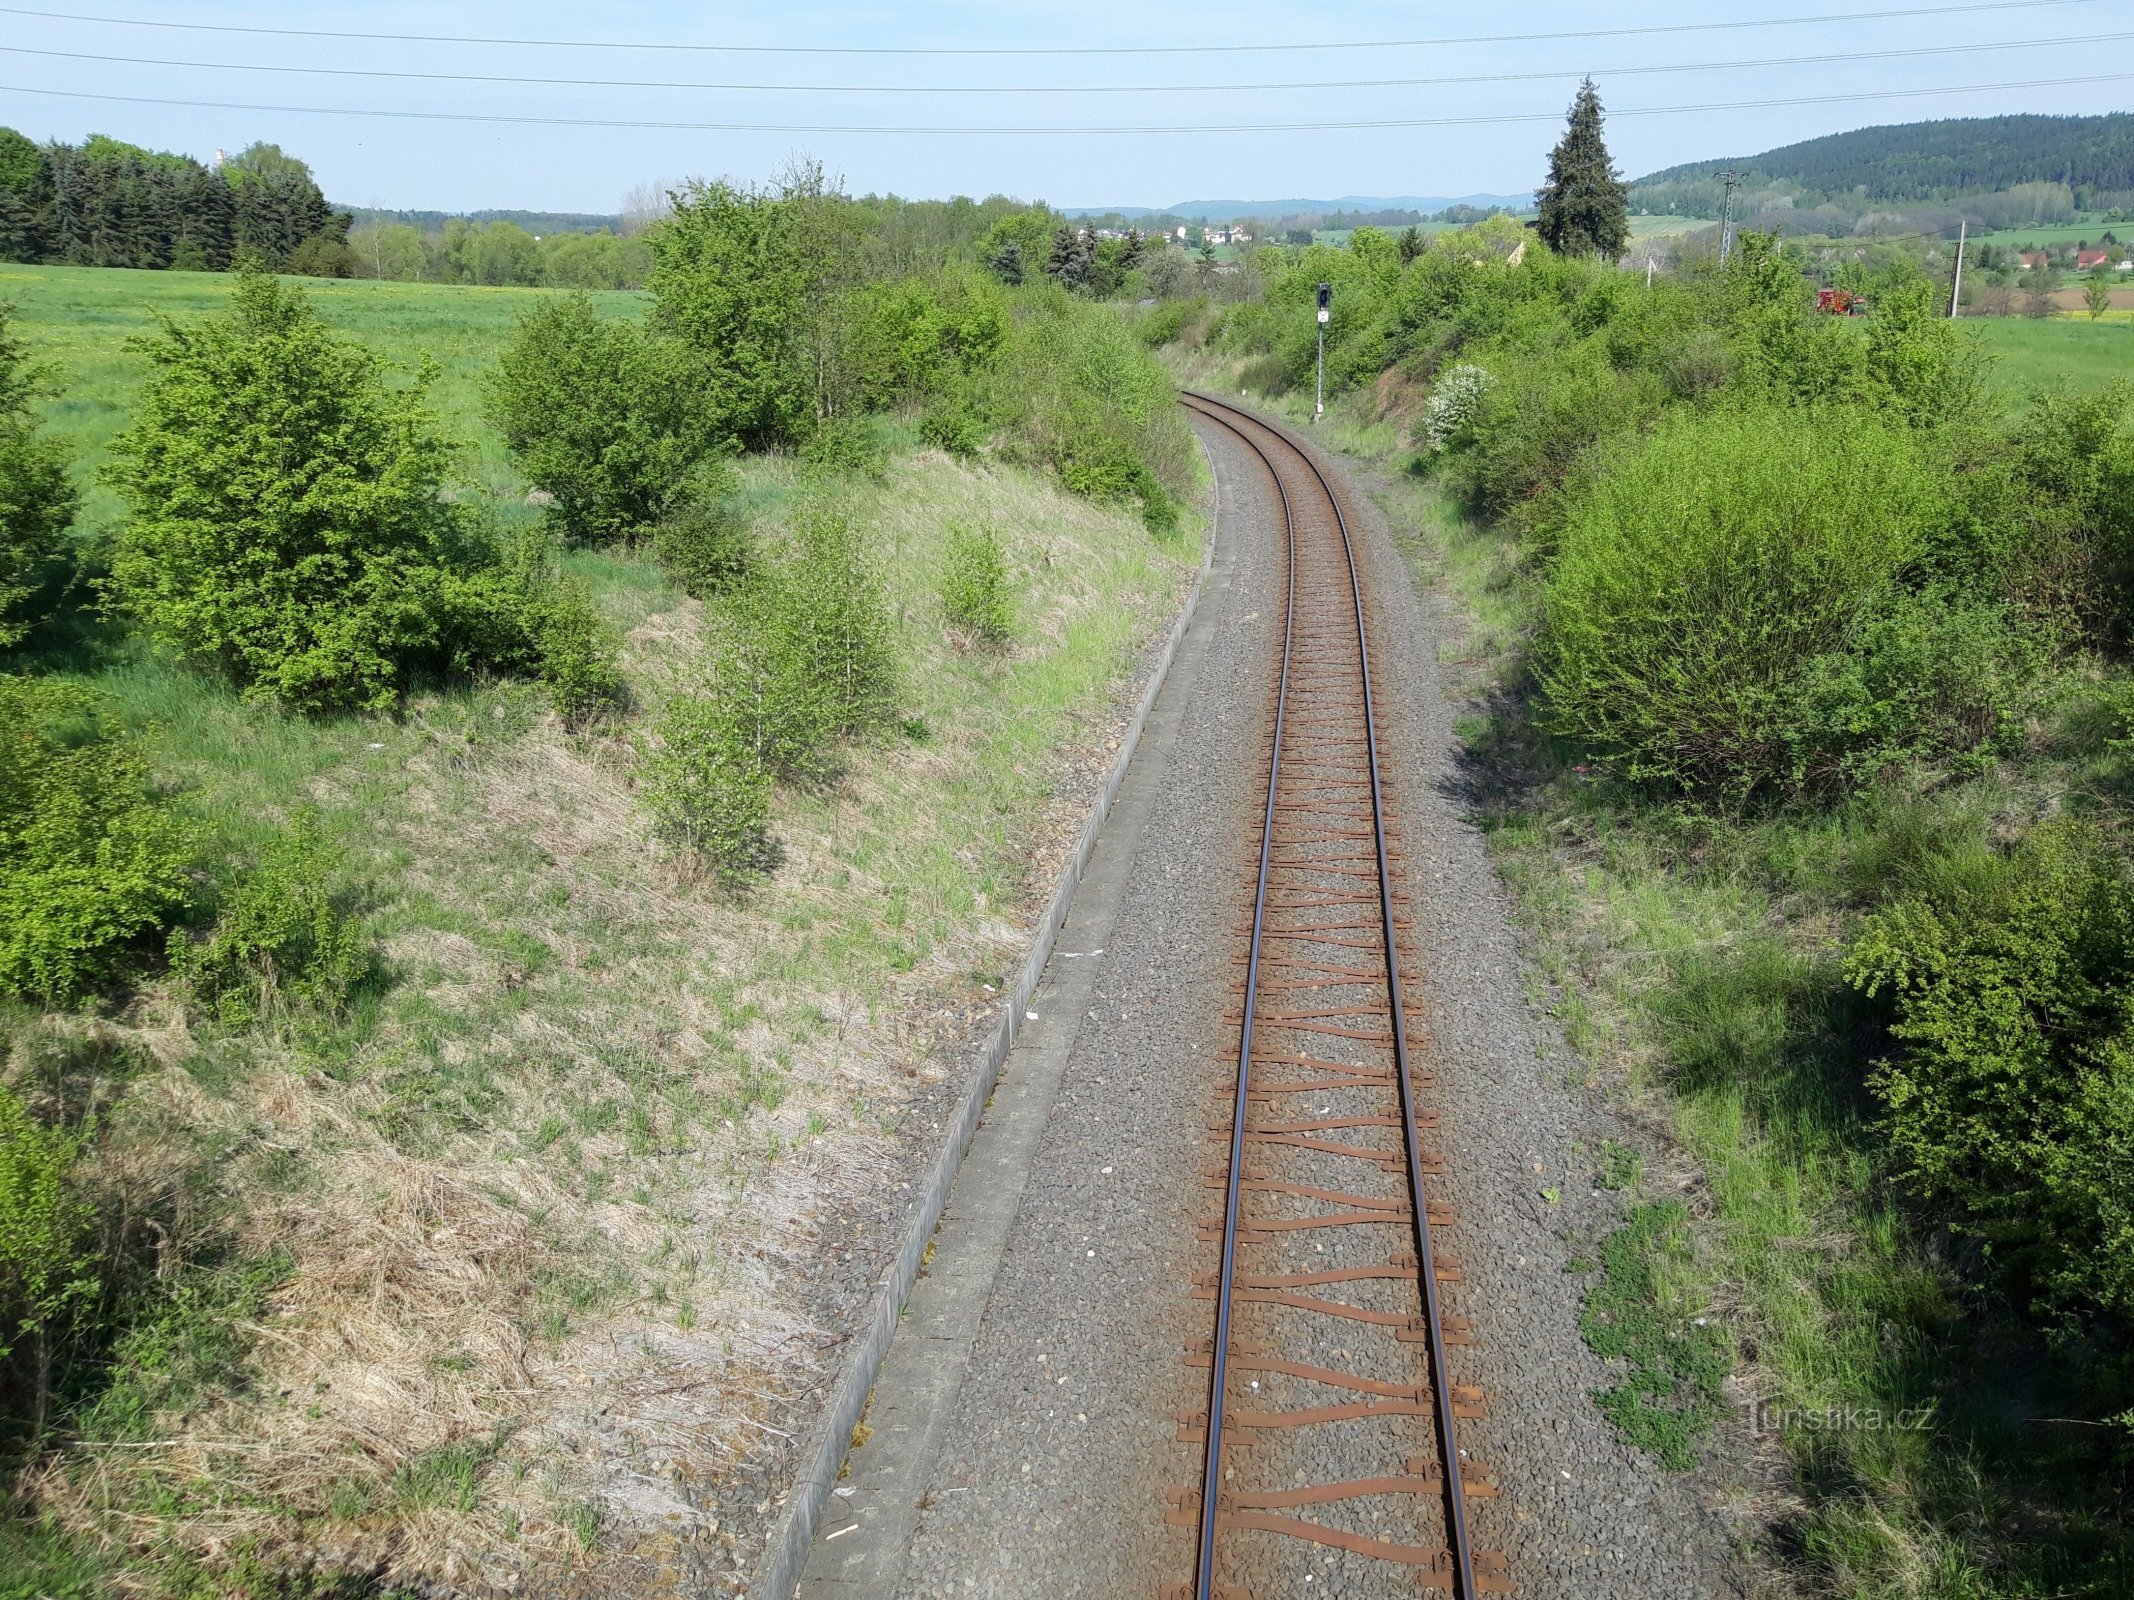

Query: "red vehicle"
<box><xmin>1816</xmin><ymin>287</ymin><xmax>1868</xmax><ymax>315</ymax></box>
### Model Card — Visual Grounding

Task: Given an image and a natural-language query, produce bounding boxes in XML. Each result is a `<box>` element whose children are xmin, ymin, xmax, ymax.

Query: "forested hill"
<box><xmin>1632</xmin><ymin>112</ymin><xmax>2134</xmax><ymax>221</ymax></box>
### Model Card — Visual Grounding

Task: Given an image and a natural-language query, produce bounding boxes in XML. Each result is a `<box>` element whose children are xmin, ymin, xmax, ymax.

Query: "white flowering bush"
<box><xmin>1419</xmin><ymin>362</ymin><xmax>1492</xmax><ymax>454</ymax></box>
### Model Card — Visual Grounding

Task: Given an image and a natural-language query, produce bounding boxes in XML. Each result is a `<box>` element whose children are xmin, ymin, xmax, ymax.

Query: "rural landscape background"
<box><xmin>3</xmin><ymin>4</ymin><xmax>2134</xmax><ymax>1597</ymax></box>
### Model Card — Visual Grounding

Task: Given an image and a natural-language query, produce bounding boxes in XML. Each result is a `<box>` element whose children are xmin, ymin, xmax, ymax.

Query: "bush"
<box><xmin>486</xmin><ymin>294</ymin><xmax>721</xmax><ymax>543</ymax></box>
<box><xmin>282</xmin><ymin>233</ymin><xmax>360</xmax><ymax>279</ymax></box>
<box><xmin>500</xmin><ymin>535</ymin><xmax>625</xmax><ymax>725</ymax></box>
<box><xmin>982</xmin><ymin>285</ymin><xmax>1195</xmax><ymax>535</ymax></box>
<box><xmin>0</xmin><ymin>303</ymin><xmax>77</xmax><ymax>649</ymax></box>
<box><xmin>170</xmin><ymin>813</ymin><xmax>367</xmax><ymax>1028</ymax></box>
<box><xmin>1785</xmin><ymin>590</ymin><xmax>2042</xmax><ymax>789</ymax></box>
<box><xmin>0</xmin><ymin>1081</ymin><xmax>95</xmax><ymax>1430</ymax></box>
<box><xmin>799</xmin><ymin>416</ymin><xmax>887</xmax><ymax>479</ymax></box>
<box><xmin>940</xmin><ymin>523</ymin><xmax>1011</xmax><ymax>642</ymax></box>
<box><xmin>1538</xmin><ymin>407</ymin><xmax>1951</xmax><ymax>803</ymax></box>
<box><xmin>0</xmin><ymin>677</ymin><xmax>192</xmax><ymax>1003</ymax></box>
<box><xmin>640</xmin><ymin>499</ymin><xmax>897</xmax><ymax>873</ymax></box>
<box><xmin>918</xmin><ymin>398</ymin><xmax>987</xmax><ymax>459</ymax></box>
<box><xmin>102</xmin><ymin>270</ymin><xmax>558</xmax><ymax>714</ymax></box>
<box><xmin>639</xmin><ymin>684</ymin><xmax>773</xmax><ymax>878</ymax></box>
<box><xmin>652</xmin><ymin>488</ymin><xmax>753</xmax><ymax>599</ymax></box>
<box><xmin>773</xmin><ymin>501</ymin><xmax>898</xmax><ymax>746</ymax></box>
<box><xmin>1845</xmin><ymin>821</ymin><xmax>2134</xmax><ymax>1321</ymax></box>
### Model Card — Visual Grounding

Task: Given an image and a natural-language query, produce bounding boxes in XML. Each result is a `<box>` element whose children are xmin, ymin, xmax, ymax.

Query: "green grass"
<box><xmin>0</xmin><ymin>262</ymin><xmax>645</xmax><ymax>521</ymax></box>
<box><xmin>1970</xmin><ymin>316</ymin><xmax>2134</xmax><ymax>399</ymax></box>
<box><xmin>1970</xmin><ymin>219</ymin><xmax>2127</xmax><ymax>250</ymax></box>
<box><xmin>2</xmin><ymin>265</ymin><xmax>1202</xmax><ymax>1590</ymax></box>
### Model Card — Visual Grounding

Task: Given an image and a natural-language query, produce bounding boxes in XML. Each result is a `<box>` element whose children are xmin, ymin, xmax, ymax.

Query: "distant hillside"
<box><xmin>1068</xmin><ymin>193</ymin><xmax>1531</xmax><ymax>222</ymax></box>
<box><xmin>346</xmin><ymin>206</ymin><xmax>622</xmax><ymax>235</ymax></box>
<box><xmin>1632</xmin><ymin>113</ymin><xmax>2134</xmax><ymax>228</ymax></box>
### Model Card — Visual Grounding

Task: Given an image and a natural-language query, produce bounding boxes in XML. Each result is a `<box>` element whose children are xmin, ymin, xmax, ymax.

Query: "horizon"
<box><xmin>3</xmin><ymin>0</ymin><xmax>2132</xmax><ymax>213</ymax></box>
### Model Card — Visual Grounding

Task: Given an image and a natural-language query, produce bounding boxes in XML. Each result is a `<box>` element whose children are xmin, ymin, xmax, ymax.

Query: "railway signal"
<box><xmin>1314</xmin><ymin>282</ymin><xmax>1331</xmax><ymax>422</ymax></box>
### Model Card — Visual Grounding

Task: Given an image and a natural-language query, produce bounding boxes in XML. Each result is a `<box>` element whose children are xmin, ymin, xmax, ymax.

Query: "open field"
<box><xmin>1972</xmin><ymin>219</ymin><xmax>2128</xmax><ymax>249</ymax></box>
<box><xmin>1626</xmin><ymin>213</ymin><xmax>1706</xmax><ymax>239</ymax></box>
<box><xmin>1</xmin><ymin>264</ymin><xmax>1201</xmax><ymax>1593</ymax></box>
<box><xmin>0</xmin><ymin>263</ymin><xmax>646</xmax><ymax>519</ymax></box>
<box><xmin>1969</xmin><ymin>314</ymin><xmax>2134</xmax><ymax>397</ymax></box>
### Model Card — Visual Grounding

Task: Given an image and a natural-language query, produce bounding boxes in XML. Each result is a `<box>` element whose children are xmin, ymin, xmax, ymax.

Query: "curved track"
<box><xmin>1170</xmin><ymin>394</ymin><xmax>1506</xmax><ymax>1599</ymax></box>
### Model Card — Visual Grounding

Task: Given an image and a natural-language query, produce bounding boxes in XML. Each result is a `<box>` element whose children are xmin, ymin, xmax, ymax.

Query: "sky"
<box><xmin>1</xmin><ymin>0</ymin><xmax>2131</xmax><ymax>214</ymax></box>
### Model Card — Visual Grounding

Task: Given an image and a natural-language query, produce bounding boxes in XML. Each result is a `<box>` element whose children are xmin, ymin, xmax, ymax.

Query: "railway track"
<box><xmin>1168</xmin><ymin>394</ymin><xmax>1508</xmax><ymax>1599</ymax></box>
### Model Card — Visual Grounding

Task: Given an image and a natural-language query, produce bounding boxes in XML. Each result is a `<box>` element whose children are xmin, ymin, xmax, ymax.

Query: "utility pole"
<box><xmin>1949</xmin><ymin>218</ymin><xmax>1967</xmax><ymax>318</ymax></box>
<box><xmin>1719</xmin><ymin>169</ymin><xmax>1739</xmax><ymax>266</ymax></box>
<box><xmin>1314</xmin><ymin>281</ymin><xmax>1330</xmax><ymax>424</ymax></box>
<box><xmin>1646</xmin><ymin>256</ymin><xmax>1656</xmax><ymax>290</ymax></box>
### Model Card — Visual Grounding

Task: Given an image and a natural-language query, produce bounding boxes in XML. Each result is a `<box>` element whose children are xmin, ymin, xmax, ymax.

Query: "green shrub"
<box><xmin>502</xmin><ymin>540</ymin><xmax>625</xmax><ymax>725</ymax></box>
<box><xmin>0</xmin><ymin>1081</ymin><xmax>95</xmax><ymax>1428</ymax></box>
<box><xmin>485</xmin><ymin>293</ymin><xmax>722</xmax><ymax>543</ymax></box>
<box><xmin>940</xmin><ymin>523</ymin><xmax>1011</xmax><ymax>642</ymax></box>
<box><xmin>0</xmin><ymin>302</ymin><xmax>78</xmax><ymax>650</ymax></box>
<box><xmin>101</xmin><ymin>270</ymin><xmax>554</xmax><ymax>714</ymax></box>
<box><xmin>1786</xmin><ymin>591</ymin><xmax>2042</xmax><ymax>789</ymax></box>
<box><xmin>799</xmin><ymin>416</ymin><xmax>887</xmax><ymax>479</ymax></box>
<box><xmin>639</xmin><ymin>686</ymin><xmax>773</xmax><ymax>878</ymax></box>
<box><xmin>647</xmin><ymin>170</ymin><xmax>859</xmax><ymax>451</ymax></box>
<box><xmin>651</xmin><ymin>487</ymin><xmax>753</xmax><ymax>600</ymax></box>
<box><xmin>982</xmin><ymin>285</ymin><xmax>1194</xmax><ymax>534</ymax></box>
<box><xmin>169</xmin><ymin>813</ymin><xmax>367</xmax><ymax>1028</ymax></box>
<box><xmin>1538</xmin><ymin>407</ymin><xmax>1949</xmax><ymax>803</ymax></box>
<box><xmin>640</xmin><ymin>499</ymin><xmax>897</xmax><ymax>873</ymax></box>
<box><xmin>1846</xmin><ymin>821</ymin><xmax>2134</xmax><ymax>1321</ymax></box>
<box><xmin>773</xmin><ymin>501</ymin><xmax>899</xmax><ymax>747</ymax></box>
<box><xmin>0</xmin><ymin>677</ymin><xmax>191</xmax><ymax>1003</ymax></box>
<box><xmin>917</xmin><ymin>398</ymin><xmax>987</xmax><ymax>459</ymax></box>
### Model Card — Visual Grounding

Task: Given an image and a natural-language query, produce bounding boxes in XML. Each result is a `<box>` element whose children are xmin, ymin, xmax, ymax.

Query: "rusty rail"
<box><xmin>1172</xmin><ymin>393</ymin><xmax>1502</xmax><ymax>1599</ymax></box>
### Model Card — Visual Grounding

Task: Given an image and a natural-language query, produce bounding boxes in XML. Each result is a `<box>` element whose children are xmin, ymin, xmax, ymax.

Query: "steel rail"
<box><xmin>1180</xmin><ymin>390</ymin><xmax>1478</xmax><ymax>1600</ymax></box>
<box><xmin>1184</xmin><ymin>392</ymin><xmax>1298</xmax><ymax>1600</ymax></box>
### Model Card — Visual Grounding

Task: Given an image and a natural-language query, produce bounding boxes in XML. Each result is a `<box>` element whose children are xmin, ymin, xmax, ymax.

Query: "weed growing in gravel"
<box><xmin>1578</xmin><ymin>1200</ymin><xmax>1730</xmax><ymax>1469</ymax></box>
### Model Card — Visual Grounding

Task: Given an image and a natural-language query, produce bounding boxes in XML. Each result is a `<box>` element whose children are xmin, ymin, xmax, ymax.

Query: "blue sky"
<box><xmin>1</xmin><ymin>0</ymin><xmax>2130</xmax><ymax>213</ymax></box>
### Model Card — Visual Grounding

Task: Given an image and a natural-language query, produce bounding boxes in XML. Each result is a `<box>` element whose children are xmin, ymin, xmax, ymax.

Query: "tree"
<box><xmin>1397</xmin><ymin>224</ymin><xmax>1427</xmax><ymax>264</ymax></box>
<box><xmin>2086</xmin><ymin>270</ymin><xmax>2113</xmax><ymax>320</ymax></box>
<box><xmin>1535</xmin><ymin>78</ymin><xmax>1629</xmax><ymax>261</ymax></box>
<box><xmin>487</xmin><ymin>293</ymin><xmax>723</xmax><ymax>542</ymax></box>
<box><xmin>0</xmin><ymin>304</ymin><xmax>76</xmax><ymax>648</ymax></box>
<box><xmin>988</xmin><ymin>240</ymin><xmax>1024</xmax><ymax>286</ymax></box>
<box><xmin>103</xmin><ymin>271</ymin><xmax>550</xmax><ymax>712</ymax></box>
<box><xmin>647</xmin><ymin>169</ymin><xmax>863</xmax><ymax>448</ymax></box>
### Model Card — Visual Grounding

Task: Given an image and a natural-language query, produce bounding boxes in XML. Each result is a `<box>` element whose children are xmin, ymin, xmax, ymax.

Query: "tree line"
<box><xmin>0</xmin><ymin>129</ymin><xmax>353</xmax><ymax>274</ymax></box>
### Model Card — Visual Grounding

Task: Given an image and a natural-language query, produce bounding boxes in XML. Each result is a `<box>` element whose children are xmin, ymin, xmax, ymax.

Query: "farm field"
<box><xmin>1972</xmin><ymin>218</ymin><xmax>2128</xmax><ymax>249</ymax></box>
<box><xmin>1969</xmin><ymin>314</ymin><xmax>2134</xmax><ymax>397</ymax></box>
<box><xmin>0</xmin><ymin>262</ymin><xmax>646</xmax><ymax>517</ymax></box>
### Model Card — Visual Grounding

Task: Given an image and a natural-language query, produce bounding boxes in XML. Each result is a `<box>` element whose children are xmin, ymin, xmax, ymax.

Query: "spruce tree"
<box><xmin>1535</xmin><ymin>78</ymin><xmax>1629</xmax><ymax>261</ymax></box>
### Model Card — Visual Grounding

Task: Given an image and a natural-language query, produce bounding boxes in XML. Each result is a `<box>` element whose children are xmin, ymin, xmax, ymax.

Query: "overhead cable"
<box><xmin>3</xmin><ymin>69</ymin><xmax>2131</xmax><ymax>134</ymax></box>
<box><xmin>0</xmin><ymin>0</ymin><xmax>2104</xmax><ymax>57</ymax></box>
<box><xmin>3</xmin><ymin>28</ymin><xmax>2127</xmax><ymax>94</ymax></box>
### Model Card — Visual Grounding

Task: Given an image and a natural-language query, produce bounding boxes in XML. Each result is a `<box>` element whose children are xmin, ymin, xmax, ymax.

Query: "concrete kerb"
<box><xmin>747</xmin><ymin>449</ymin><xmax>1221</xmax><ymax>1600</ymax></box>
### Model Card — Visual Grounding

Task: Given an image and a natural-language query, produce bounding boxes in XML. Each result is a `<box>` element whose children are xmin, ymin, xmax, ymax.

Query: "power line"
<box><xmin>3</xmin><ymin>69</ymin><xmax>2130</xmax><ymax>134</ymax></box>
<box><xmin>0</xmin><ymin>0</ymin><xmax>2104</xmax><ymax>57</ymax></box>
<box><xmin>4</xmin><ymin>28</ymin><xmax>2127</xmax><ymax>94</ymax></box>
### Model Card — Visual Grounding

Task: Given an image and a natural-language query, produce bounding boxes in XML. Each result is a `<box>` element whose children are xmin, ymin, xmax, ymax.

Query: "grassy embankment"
<box><xmin>1</xmin><ymin>262</ymin><xmax>1199</xmax><ymax>1594</ymax></box>
<box><xmin>1169</xmin><ymin>286</ymin><xmax>2133</xmax><ymax>1597</ymax></box>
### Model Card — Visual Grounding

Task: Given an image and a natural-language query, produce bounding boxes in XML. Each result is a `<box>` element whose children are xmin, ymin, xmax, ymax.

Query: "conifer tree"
<box><xmin>1535</xmin><ymin>78</ymin><xmax>1629</xmax><ymax>261</ymax></box>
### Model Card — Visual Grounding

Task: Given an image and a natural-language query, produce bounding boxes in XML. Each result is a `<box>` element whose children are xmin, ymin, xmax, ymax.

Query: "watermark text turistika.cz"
<box><xmin>1747</xmin><ymin>1398</ymin><xmax>1939</xmax><ymax>1435</ymax></box>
